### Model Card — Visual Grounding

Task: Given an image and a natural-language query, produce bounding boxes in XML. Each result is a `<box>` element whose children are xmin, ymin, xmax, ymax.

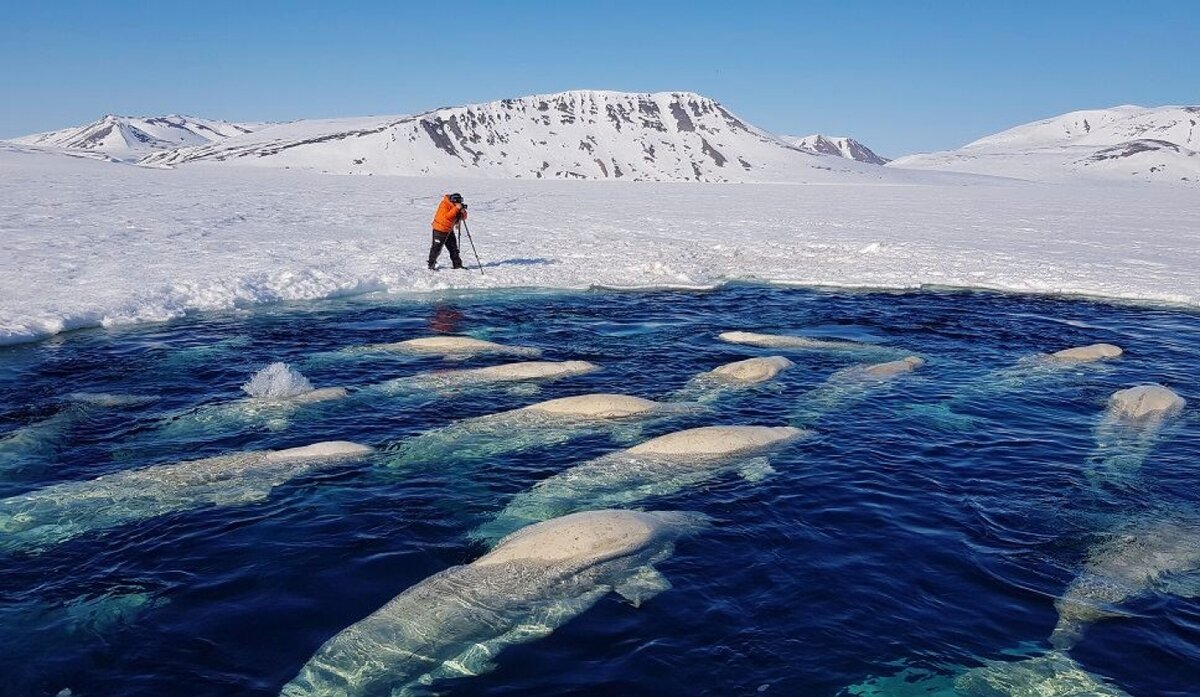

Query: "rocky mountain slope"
<box><xmin>134</xmin><ymin>91</ymin><xmax>883</xmax><ymax>182</ymax></box>
<box><xmin>783</xmin><ymin>134</ymin><xmax>889</xmax><ymax>164</ymax></box>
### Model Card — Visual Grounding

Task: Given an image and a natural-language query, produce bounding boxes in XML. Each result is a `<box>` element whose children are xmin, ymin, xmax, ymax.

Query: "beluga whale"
<box><xmin>718</xmin><ymin>330</ymin><xmax>889</xmax><ymax>353</ymax></box>
<box><xmin>372</xmin><ymin>360</ymin><xmax>600</xmax><ymax>397</ymax></box>
<box><xmin>1050</xmin><ymin>514</ymin><xmax>1200</xmax><ymax>650</ymax></box>
<box><xmin>357</xmin><ymin>335</ymin><xmax>541</xmax><ymax>359</ymax></box>
<box><xmin>0</xmin><ymin>440</ymin><xmax>373</xmax><ymax>553</ymax></box>
<box><xmin>792</xmin><ymin>356</ymin><xmax>926</xmax><ymax>425</ymax></box>
<box><xmin>1087</xmin><ymin>383</ymin><xmax>1185</xmax><ymax>482</ymax></box>
<box><xmin>670</xmin><ymin>356</ymin><xmax>793</xmax><ymax>402</ymax></box>
<box><xmin>1</xmin><ymin>392</ymin><xmax>156</xmax><ymax>475</ymax></box>
<box><xmin>845</xmin><ymin>650</ymin><xmax>1131</xmax><ymax>696</ymax></box>
<box><xmin>472</xmin><ymin>425</ymin><xmax>805</xmax><ymax>543</ymax></box>
<box><xmin>280</xmin><ymin>509</ymin><xmax>709</xmax><ymax>697</ymax></box>
<box><xmin>1047</xmin><ymin>343</ymin><xmax>1124</xmax><ymax>363</ymax></box>
<box><xmin>915</xmin><ymin>341</ymin><xmax>1125</xmax><ymax>430</ymax></box>
<box><xmin>383</xmin><ymin>393</ymin><xmax>702</xmax><ymax>470</ymax></box>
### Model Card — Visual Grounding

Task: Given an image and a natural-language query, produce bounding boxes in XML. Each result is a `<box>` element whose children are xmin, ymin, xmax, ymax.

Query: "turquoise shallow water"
<box><xmin>0</xmin><ymin>285</ymin><xmax>1196</xmax><ymax>696</ymax></box>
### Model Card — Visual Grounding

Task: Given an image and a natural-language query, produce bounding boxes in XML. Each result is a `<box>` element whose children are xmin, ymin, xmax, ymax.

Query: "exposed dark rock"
<box><xmin>670</xmin><ymin>103</ymin><xmax>695</xmax><ymax>132</ymax></box>
<box><xmin>701</xmin><ymin>138</ymin><xmax>726</xmax><ymax>166</ymax></box>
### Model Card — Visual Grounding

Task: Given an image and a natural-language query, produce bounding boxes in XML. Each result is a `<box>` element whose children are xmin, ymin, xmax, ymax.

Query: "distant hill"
<box><xmin>782</xmin><ymin>134</ymin><xmax>889</xmax><ymax>165</ymax></box>
<box><xmin>9</xmin><ymin>115</ymin><xmax>265</xmax><ymax>157</ymax></box>
<box><xmin>888</xmin><ymin>105</ymin><xmax>1200</xmax><ymax>184</ymax></box>
<box><xmin>130</xmin><ymin>91</ymin><xmax>886</xmax><ymax>183</ymax></box>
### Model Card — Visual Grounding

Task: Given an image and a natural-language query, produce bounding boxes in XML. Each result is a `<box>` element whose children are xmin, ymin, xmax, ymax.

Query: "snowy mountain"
<box><xmin>137</xmin><ymin>91</ymin><xmax>885</xmax><ymax>183</ymax></box>
<box><xmin>9</xmin><ymin>115</ymin><xmax>264</xmax><ymax>157</ymax></box>
<box><xmin>889</xmin><ymin>105</ymin><xmax>1200</xmax><ymax>184</ymax></box>
<box><xmin>783</xmin><ymin>135</ymin><xmax>889</xmax><ymax>165</ymax></box>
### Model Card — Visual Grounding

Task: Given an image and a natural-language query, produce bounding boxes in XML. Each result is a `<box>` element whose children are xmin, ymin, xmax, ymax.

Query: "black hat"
<box><xmin>449</xmin><ymin>193</ymin><xmax>463</xmax><ymax>203</ymax></box>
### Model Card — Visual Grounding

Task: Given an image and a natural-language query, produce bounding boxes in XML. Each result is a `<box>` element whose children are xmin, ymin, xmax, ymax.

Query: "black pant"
<box><xmin>428</xmin><ymin>229</ymin><xmax>463</xmax><ymax>268</ymax></box>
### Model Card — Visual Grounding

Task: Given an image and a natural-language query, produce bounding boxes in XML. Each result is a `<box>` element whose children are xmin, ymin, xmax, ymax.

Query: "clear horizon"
<box><xmin>1</xmin><ymin>0</ymin><xmax>1197</xmax><ymax>158</ymax></box>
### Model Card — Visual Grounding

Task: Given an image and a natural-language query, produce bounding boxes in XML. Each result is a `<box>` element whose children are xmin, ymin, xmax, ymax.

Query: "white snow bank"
<box><xmin>2</xmin><ymin>146</ymin><xmax>1198</xmax><ymax>345</ymax></box>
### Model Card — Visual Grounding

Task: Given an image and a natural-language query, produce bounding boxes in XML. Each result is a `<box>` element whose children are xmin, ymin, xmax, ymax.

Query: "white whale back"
<box><xmin>370</xmin><ymin>336</ymin><xmax>540</xmax><ymax>356</ymax></box>
<box><xmin>477</xmin><ymin>510</ymin><xmax>672</xmax><ymax>567</ymax></box>
<box><xmin>718</xmin><ymin>331</ymin><xmax>866</xmax><ymax>350</ymax></box>
<box><xmin>1051</xmin><ymin>343</ymin><xmax>1123</xmax><ymax>362</ymax></box>
<box><xmin>265</xmin><ymin>441</ymin><xmax>374</xmax><ymax>463</ymax></box>
<box><xmin>469</xmin><ymin>360</ymin><xmax>600</xmax><ymax>381</ymax></box>
<box><xmin>523</xmin><ymin>394</ymin><xmax>658</xmax><ymax>417</ymax></box>
<box><xmin>627</xmin><ymin>425</ymin><xmax>804</xmax><ymax>456</ymax></box>
<box><xmin>1106</xmin><ymin>384</ymin><xmax>1185</xmax><ymax>422</ymax></box>
<box><xmin>708</xmin><ymin>356</ymin><xmax>793</xmax><ymax>383</ymax></box>
<box><xmin>860</xmin><ymin>355</ymin><xmax>925</xmax><ymax>378</ymax></box>
<box><xmin>284</xmin><ymin>387</ymin><xmax>349</xmax><ymax>404</ymax></box>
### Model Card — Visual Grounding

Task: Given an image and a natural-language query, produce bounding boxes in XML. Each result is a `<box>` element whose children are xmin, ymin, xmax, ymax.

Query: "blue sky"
<box><xmin>1</xmin><ymin>0</ymin><xmax>1196</xmax><ymax>157</ymax></box>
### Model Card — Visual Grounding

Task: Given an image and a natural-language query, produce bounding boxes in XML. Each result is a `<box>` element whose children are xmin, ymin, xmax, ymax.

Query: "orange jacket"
<box><xmin>431</xmin><ymin>195</ymin><xmax>467</xmax><ymax>233</ymax></box>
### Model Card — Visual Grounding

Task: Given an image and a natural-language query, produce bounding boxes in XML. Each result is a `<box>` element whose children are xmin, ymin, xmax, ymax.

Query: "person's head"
<box><xmin>448</xmin><ymin>193</ymin><xmax>464</xmax><ymax>204</ymax></box>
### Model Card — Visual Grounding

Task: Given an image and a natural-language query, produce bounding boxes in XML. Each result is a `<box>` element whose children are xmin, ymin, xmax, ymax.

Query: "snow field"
<box><xmin>2</xmin><ymin>147</ymin><xmax>1198</xmax><ymax>345</ymax></box>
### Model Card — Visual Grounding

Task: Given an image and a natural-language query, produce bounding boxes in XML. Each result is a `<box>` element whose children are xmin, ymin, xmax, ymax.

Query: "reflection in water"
<box><xmin>430</xmin><ymin>304</ymin><xmax>463</xmax><ymax>334</ymax></box>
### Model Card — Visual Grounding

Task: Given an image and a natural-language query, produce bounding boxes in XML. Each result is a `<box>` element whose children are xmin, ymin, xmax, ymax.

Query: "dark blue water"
<box><xmin>0</xmin><ymin>285</ymin><xmax>1196</xmax><ymax>696</ymax></box>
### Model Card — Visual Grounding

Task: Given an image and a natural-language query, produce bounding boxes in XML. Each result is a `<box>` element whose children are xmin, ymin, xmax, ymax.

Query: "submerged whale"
<box><xmin>383</xmin><ymin>393</ymin><xmax>701</xmax><ymax>470</ymax></box>
<box><xmin>717</xmin><ymin>330</ymin><xmax>878</xmax><ymax>352</ymax></box>
<box><xmin>1050</xmin><ymin>515</ymin><xmax>1200</xmax><ymax>650</ymax></box>
<box><xmin>360</xmin><ymin>335</ymin><xmax>541</xmax><ymax>358</ymax></box>
<box><xmin>0</xmin><ymin>441</ymin><xmax>373</xmax><ymax>552</ymax></box>
<box><xmin>1088</xmin><ymin>384</ymin><xmax>1186</xmax><ymax>480</ymax></box>
<box><xmin>281</xmin><ymin>509</ymin><xmax>709</xmax><ymax>697</ymax></box>
<box><xmin>375</xmin><ymin>360</ymin><xmax>600</xmax><ymax>396</ymax></box>
<box><xmin>670</xmin><ymin>356</ymin><xmax>793</xmax><ymax>402</ymax></box>
<box><xmin>915</xmin><ymin>342</ymin><xmax>1123</xmax><ymax>430</ymax></box>
<box><xmin>473</xmin><ymin>426</ymin><xmax>804</xmax><ymax>543</ymax></box>
<box><xmin>1</xmin><ymin>393</ymin><xmax>156</xmax><ymax>473</ymax></box>
<box><xmin>792</xmin><ymin>356</ymin><xmax>925</xmax><ymax>424</ymax></box>
<box><xmin>847</xmin><ymin>651</ymin><xmax>1131</xmax><ymax>696</ymax></box>
<box><xmin>154</xmin><ymin>363</ymin><xmax>349</xmax><ymax>440</ymax></box>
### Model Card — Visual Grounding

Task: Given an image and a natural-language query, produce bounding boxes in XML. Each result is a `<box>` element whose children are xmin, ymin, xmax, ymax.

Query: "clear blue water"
<box><xmin>0</xmin><ymin>285</ymin><xmax>1196</xmax><ymax>696</ymax></box>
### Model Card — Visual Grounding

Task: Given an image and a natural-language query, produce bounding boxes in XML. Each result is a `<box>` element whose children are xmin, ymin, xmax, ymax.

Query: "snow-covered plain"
<box><xmin>2</xmin><ymin>145</ymin><xmax>1198</xmax><ymax>345</ymax></box>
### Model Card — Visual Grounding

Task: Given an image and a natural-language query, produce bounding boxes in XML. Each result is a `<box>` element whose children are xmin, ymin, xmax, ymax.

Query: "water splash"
<box><xmin>242</xmin><ymin>362</ymin><xmax>314</xmax><ymax>400</ymax></box>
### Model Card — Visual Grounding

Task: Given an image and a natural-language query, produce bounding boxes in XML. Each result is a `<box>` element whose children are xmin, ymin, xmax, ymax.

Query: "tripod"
<box><xmin>458</xmin><ymin>220</ymin><xmax>485</xmax><ymax>275</ymax></box>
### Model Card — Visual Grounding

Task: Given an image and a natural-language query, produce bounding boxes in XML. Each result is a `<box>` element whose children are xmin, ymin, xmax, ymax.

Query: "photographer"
<box><xmin>428</xmin><ymin>192</ymin><xmax>468</xmax><ymax>270</ymax></box>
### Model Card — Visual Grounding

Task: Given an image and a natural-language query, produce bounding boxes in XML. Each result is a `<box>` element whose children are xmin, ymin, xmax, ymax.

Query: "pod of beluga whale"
<box><xmin>11</xmin><ymin>319</ymin><xmax>1185</xmax><ymax>696</ymax></box>
<box><xmin>472</xmin><ymin>425</ymin><xmax>805</xmax><ymax>543</ymax></box>
<box><xmin>382</xmin><ymin>393</ymin><xmax>703</xmax><ymax>470</ymax></box>
<box><xmin>281</xmin><ymin>509</ymin><xmax>709</xmax><ymax>697</ymax></box>
<box><xmin>0</xmin><ymin>441</ymin><xmax>372</xmax><ymax>553</ymax></box>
